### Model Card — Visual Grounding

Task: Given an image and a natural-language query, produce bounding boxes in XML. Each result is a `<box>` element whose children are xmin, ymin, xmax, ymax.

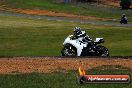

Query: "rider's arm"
<box><xmin>77</xmin><ymin>31</ymin><xmax>86</xmax><ymax>37</ymax></box>
<box><xmin>83</xmin><ymin>36</ymin><xmax>93</xmax><ymax>42</ymax></box>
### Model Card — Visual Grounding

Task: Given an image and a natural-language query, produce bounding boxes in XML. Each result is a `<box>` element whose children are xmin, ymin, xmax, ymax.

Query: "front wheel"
<box><xmin>96</xmin><ymin>45</ymin><xmax>109</xmax><ymax>56</ymax></box>
<box><xmin>61</xmin><ymin>44</ymin><xmax>77</xmax><ymax>56</ymax></box>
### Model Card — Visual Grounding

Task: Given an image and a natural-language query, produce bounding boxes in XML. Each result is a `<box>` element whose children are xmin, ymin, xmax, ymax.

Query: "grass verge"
<box><xmin>0</xmin><ymin>68</ymin><xmax>131</xmax><ymax>88</ymax></box>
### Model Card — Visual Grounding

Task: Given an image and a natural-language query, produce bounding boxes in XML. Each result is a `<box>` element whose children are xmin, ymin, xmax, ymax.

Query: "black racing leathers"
<box><xmin>74</xmin><ymin>31</ymin><xmax>94</xmax><ymax>48</ymax></box>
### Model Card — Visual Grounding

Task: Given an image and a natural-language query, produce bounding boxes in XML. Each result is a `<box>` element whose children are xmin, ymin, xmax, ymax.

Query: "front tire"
<box><xmin>96</xmin><ymin>45</ymin><xmax>109</xmax><ymax>56</ymax></box>
<box><xmin>61</xmin><ymin>44</ymin><xmax>77</xmax><ymax>56</ymax></box>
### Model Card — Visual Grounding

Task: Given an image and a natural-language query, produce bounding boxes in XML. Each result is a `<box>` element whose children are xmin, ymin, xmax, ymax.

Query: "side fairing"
<box><xmin>63</xmin><ymin>35</ymin><xmax>87</xmax><ymax>56</ymax></box>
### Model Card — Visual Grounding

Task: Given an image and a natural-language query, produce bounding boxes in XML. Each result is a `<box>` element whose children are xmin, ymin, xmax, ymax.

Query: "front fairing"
<box><xmin>63</xmin><ymin>35</ymin><xmax>74</xmax><ymax>45</ymax></box>
<box><xmin>63</xmin><ymin>35</ymin><xmax>87</xmax><ymax>56</ymax></box>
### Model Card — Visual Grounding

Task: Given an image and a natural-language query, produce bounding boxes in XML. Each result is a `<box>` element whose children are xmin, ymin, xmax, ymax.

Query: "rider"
<box><xmin>120</xmin><ymin>14</ymin><xmax>127</xmax><ymax>24</ymax></box>
<box><xmin>73</xmin><ymin>27</ymin><xmax>94</xmax><ymax>49</ymax></box>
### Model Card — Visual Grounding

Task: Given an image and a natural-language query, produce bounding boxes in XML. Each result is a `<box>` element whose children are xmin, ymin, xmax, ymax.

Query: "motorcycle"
<box><xmin>61</xmin><ymin>35</ymin><xmax>109</xmax><ymax>56</ymax></box>
<box><xmin>120</xmin><ymin>17</ymin><xmax>127</xmax><ymax>24</ymax></box>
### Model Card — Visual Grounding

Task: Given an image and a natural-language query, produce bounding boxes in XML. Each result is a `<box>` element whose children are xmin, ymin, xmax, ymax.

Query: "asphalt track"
<box><xmin>0</xmin><ymin>11</ymin><xmax>132</xmax><ymax>27</ymax></box>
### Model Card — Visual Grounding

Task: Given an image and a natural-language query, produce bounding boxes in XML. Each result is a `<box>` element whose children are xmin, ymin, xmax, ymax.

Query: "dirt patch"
<box><xmin>0</xmin><ymin>6</ymin><xmax>111</xmax><ymax>21</ymax></box>
<box><xmin>102</xmin><ymin>0</ymin><xmax>120</xmax><ymax>7</ymax></box>
<box><xmin>0</xmin><ymin>57</ymin><xmax>131</xmax><ymax>74</ymax></box>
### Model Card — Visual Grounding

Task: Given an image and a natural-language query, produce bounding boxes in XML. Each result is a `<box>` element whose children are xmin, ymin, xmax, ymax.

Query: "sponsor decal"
<box><xmin>78</xmin><ymin>66</ymin><xmax>130</xmax><ymax>84</ymax></box>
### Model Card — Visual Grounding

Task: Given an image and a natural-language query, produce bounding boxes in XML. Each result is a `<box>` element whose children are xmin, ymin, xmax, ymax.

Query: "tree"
<box><xmin>120</xmin><ymin>0</ymin><xmax>131</xmax><ymax>9</ymax></box>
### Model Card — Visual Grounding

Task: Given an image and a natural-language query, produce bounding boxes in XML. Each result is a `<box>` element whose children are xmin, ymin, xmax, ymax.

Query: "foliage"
<box><xmin>120</xmin><ymin>0</ymin><xmax>131</xmax><ymax>9</ymax></box>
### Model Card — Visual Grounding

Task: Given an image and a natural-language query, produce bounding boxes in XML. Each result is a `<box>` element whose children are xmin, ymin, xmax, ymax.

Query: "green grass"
<box><xmin>0</xmin><ymin>15</ymin><xmax>132</xmax><ymax>56</ymax></box>
<box><xmin>0</xmin><ymin>16</ymin><xmax>74</xmax><ymax>56</ymax></box>
<box><xmin>0</xmin><ymin>68</ymin><xmax>132</xmax><ymax>88</ymax></box>
<box><xmin>1</xmin><ymin>0</ymin><xmax>132</xmax><ymax>20</ymax></box>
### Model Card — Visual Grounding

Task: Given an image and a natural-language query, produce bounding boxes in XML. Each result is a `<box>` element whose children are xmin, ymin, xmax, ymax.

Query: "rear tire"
<box><xmin>97</xmin><ymin>45</ymin><xmax>109</xmax><ymax>56</ymax></box>
<box><xmin>61</xmin><ymin>44</ymin><xmax>77</xmax><ymax>56</ymax></box>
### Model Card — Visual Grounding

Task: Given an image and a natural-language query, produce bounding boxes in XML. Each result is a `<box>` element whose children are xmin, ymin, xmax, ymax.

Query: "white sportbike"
<box><xmin>61</xmin><ymin>35</ymin><xmax>109</xmax><ymax>56</ymax></box>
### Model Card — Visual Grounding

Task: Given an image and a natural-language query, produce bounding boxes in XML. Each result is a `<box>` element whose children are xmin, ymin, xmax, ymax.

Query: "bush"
<box><xmin>120</xmin><ymin>0</ymin><xmax>131</xmax><ymax>9</ymax></box>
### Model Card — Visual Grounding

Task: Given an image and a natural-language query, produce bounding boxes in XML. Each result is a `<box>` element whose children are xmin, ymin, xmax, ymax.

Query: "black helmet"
<box><xmin>73</xmin><ymin>27</ymin><xmax>81</xmax><ymax>34</ymax></box>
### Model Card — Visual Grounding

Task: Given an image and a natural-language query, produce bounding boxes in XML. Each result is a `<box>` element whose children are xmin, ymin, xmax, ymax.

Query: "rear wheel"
<box><xmin>97</xmin><ymin>45</ymin><xmax>109</xmax><ymax>56</ymax></box>
<box><xmin>61</xmin><ymin>44</ymin><xmax>77</xmax><ymax>56</ymax></box>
